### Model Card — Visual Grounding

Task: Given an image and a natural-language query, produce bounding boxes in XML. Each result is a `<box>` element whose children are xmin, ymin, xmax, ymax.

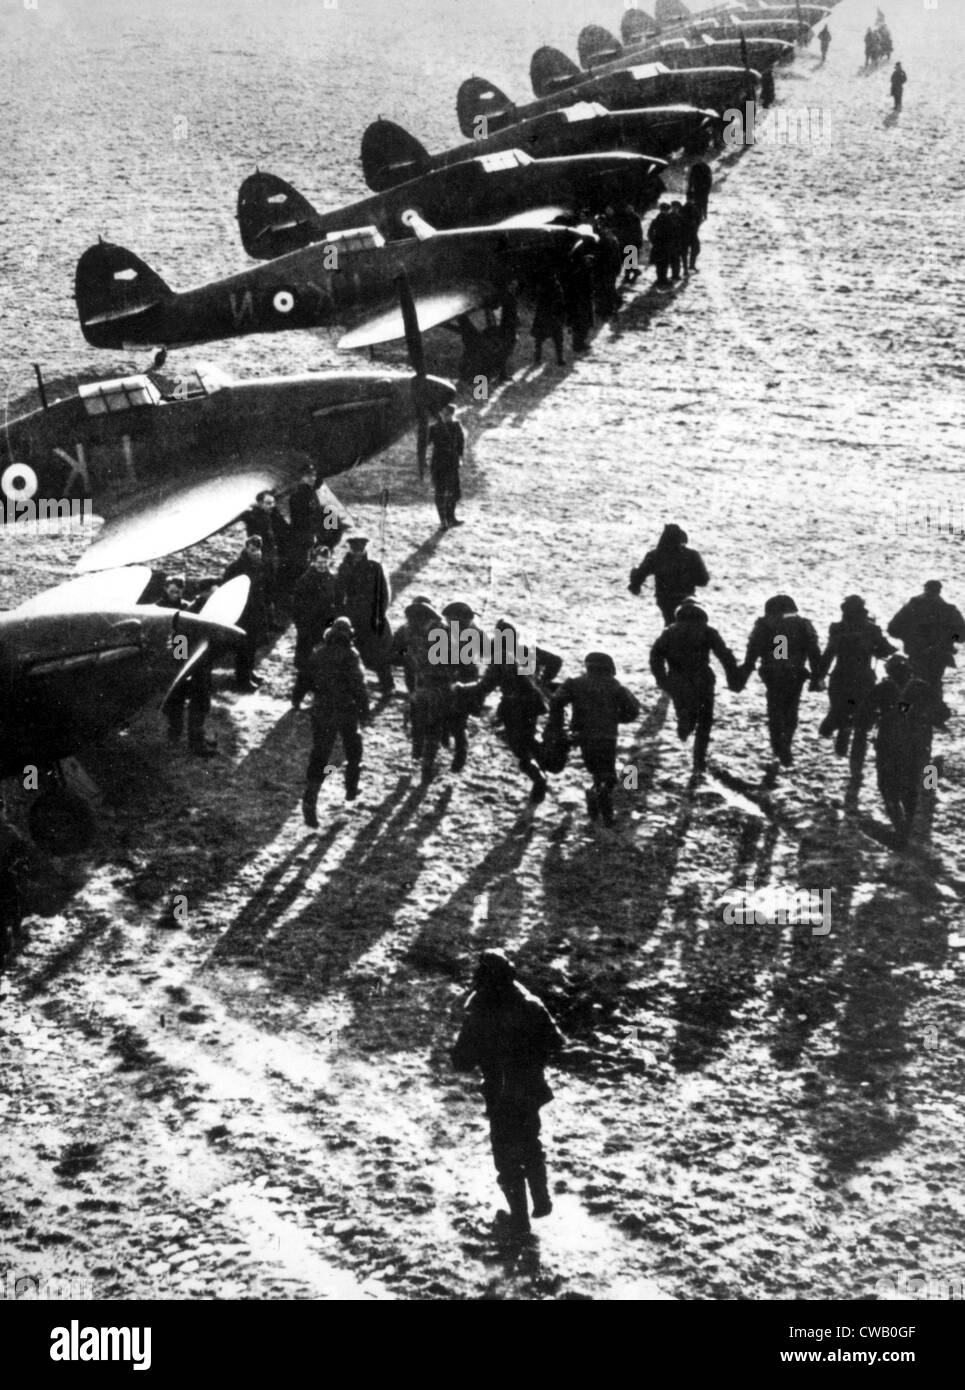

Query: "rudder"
<box><xmin>361</xmin><ymin>120</ymin><xmax>432</xmax><ymax>193</ymax></box>
<box><xmin>74</xmin><ymin>241</ymin><xmax>173</xmax><ymax>349</ymax></box>
<box><xmin>237</xmin><ymin>170</ymin><xmax>321</xmax><ymax>260</ymax></box>
<box><xmin>456</xmin><ymin>76</ymin><xmax>518</xmax><ymax>141</ymax></box>
<box><xmin>578</xmin><ymin>26</ymin><xmax>623</xmax><ymax>70</ymax></box>
<box><xmin>530</xmin><ymin>47</ymin><xmax>583</xmax><ymax>100</ymax></box>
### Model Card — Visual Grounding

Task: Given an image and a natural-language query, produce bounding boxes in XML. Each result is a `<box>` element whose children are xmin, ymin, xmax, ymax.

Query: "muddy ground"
<box><xmin>1</xmin><ymin>0</ymin><xmax>964</xmax><ymax>1301</ymax></box>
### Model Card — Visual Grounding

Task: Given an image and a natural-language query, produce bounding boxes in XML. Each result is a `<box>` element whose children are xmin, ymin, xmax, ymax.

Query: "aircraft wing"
<box><xmin>75</xmin><ymin>464</ymin><xmax>305</xmax><ymax>574</ymax></box>
<box><xmin>14</xmin><ymin>566</ymin><xmax>154</xmax><ymax>616</ymax></box>
<box><xmin>338</xmin><ymin>285</ymin><xmax>491</xmax><ymax>350</ymax></box>
<box><xmin>491</xmin><ymin>206</ymin><xmax>571</xmax><ymax>229</ymax></box>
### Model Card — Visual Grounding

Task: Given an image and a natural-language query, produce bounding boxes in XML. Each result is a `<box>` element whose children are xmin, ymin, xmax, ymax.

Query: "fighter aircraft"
<box><xmin>577</xmin><ymin>23</ymin><xmax>793</xmax><ymax>73</ymax></box>
<box><xmin>77</xmin><ymin>219</ymin><xmax>592</xmax><ymax>351</ymax></box>
<box><xmin>237</xmin><ymin>147</ymin><xmax>665</xmax><ymax>260</ymax></box>
<box><xmin>528</xmin><ymin>50</ymin><xmax>757</xmax><ymax>112</ymax></box>
<box><xmin>13</xmin><ymin>282</ymin><xmax>454</xmax><ymax>572</ymax></box>
<box><xmin>621</xmin><ymin>5</ymin><xmax>828</xmax><ymax>47</ymax></box>
<box><xmin>0</xmin><ymin>566</ymin><xmax>248</xmax><ymax>850</ymax></box>
<box><xmin>453</xmin><ymin>81</ymin><xmax>717</xmax><ymax>156</ymax></box>
<box><xmin>361</xmin><ymin>109</ymin><xmax>677</xmax><ymax>193</ymax></box>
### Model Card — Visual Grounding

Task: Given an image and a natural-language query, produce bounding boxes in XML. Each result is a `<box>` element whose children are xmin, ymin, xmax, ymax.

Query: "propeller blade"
<box><xmin>160</xmin><ymin>639</ymin><xmax>210</xmax><ymax>714</ymax></box>
<box><xmin>198</xmin><ymin>574</ymin><xmax>250</xmax><ymax>629</ymax></box>
<box><xmin>395</xmin><ymin>271</ymin><xmax>426</xmax><ymax>380</ymax></box>
<box><xmin>395</xmin><ymin>271</ymin><xmax>429</xmax><ymax>480</ymax></box>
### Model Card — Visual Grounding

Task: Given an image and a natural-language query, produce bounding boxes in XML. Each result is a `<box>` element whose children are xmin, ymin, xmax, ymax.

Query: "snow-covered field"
<box><xmin>1</xmin><ymin>0</ymin><xmax>964</xmax><ymax>1300</ymax></box>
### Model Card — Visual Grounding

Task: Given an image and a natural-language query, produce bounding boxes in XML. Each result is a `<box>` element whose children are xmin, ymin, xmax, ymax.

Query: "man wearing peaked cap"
<box><xmin>290</xmin><ymin>545</ymin><xmax>341</xmax><ymax>709</ymax></box>
<box><xmin>337</xmin><ymin>537</ymin><xmax>394</xmax><ymax>697</ymax></box>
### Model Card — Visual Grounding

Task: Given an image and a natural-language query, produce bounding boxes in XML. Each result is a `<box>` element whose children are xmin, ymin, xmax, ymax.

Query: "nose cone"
<box><xmin>415</xmin><ymin>374</ymin><xmax>456</xmax><ymax>416</ymax></box>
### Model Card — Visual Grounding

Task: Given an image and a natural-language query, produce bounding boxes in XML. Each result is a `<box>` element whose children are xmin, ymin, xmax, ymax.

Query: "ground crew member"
<box><xmin>686</xmin><ymin>162</ymin><xmax>712</xmax><ymax>223</ymax></box>
<box><xmin>816</xmin><ymin>595</ymin><xmax>896</xmax><ymax>775</ymax></box>
<box><xmin>629</xmin><ymin>523</ymin><xmax>710</xmax><ymax>626</ymax></box>
<box><xmin>301</xmin><ymin>618</ymin><xmax>370</xmax><ymax>826</ymax></box>
<box><xmin>650</xmin><ymin>602</ymin><xmax>740</xmax><ymax>775</ymax></box>
<box><xmin>452</xmin><ymin>949</ymin><xmax>565</xmax><ymax>1236</ymax></box>
<box><xmin>549</xmin><ymin>652</ymin><xmax>640</xmax><ymax>825</ymax></box>
<box><xmin>887</xmin><ymin>580</ymin><xmax>964</xmax><ymax>726</ymax></box>
<box><xmin>739</xmin><ymin>594</ymin><xmax>823</xmax><ymax>767</ymax></box>
<box><xmin>531</xmin><ymin>274</ymin><xmax>567</xmax><ymax>366</ymax></box>
<box><xmin>680</xmin><ymin>197</ymin><xmax>702</xmax><ymax>272</ymax></box>
<box><xmin>337</xmin><ymin>537</ymin><xmax>394</xmax><ymax>697</ymax></box>
<box><xmin>290</xmin><ymin>546</ymin><xmax>341</xmax><ymax>709</ymax></box>
<box><xmin>427</xmin><ymin>404</ymin><xmax>466</xmax><ymax>529</ymax></box>
<box><xmin>647</xmin><ymin>203</ymin><xmax>674</xmax><ymax>287</ymax></box>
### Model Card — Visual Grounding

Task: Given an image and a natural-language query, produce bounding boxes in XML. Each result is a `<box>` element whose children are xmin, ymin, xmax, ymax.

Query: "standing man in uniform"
<box><xmin>650</xmin><ymin>602</ymin><xmax>740</xmax><ymax>776</ymax></box>
<box><xmin>629</xmin><ymin>523</ymin><xmax>710</xmax><ymax>626</ymax></box>
<box><xmin>647</xmin><ymin>203</ymin><xmax>674</xmax><ymax>288</ymax></box>
<box><xmin>337</xmin><ymin>537</ymin><xmax>395</xmax><ymax>697</ymax></box>
<box><xmin>531</xmin><ymin>274</ymin><xmax>567</xmax><ymax>367</ymax></box>
<box><xmin>301</xmin><ymin>618</ymin><xmax>370</xmax><ymax>826</ymax></box>
<box><xmin>452</xmin><ymin>949</ymin><xmax>565</xmax><ymax>1236</ymax></box>
<box><xmin>549</xmin><ymin>652</ymin><xmax>640</xmax><ymax>826</ymax></box>
<box><xmin>223</xmin><ymin>535</ymin><xmax>270</xmax><ymax>692</ymax></box>
<box><xmin>890</xmin><ymin>62</ymin><xmax>907</xmax><ymax>111</ymax></box>
<box><xmin>290</xmin><ymin>545</ymin><xmax>341</xmax><ymax>709</ymax></box>
<box><xmin>816</xmin><ymin>595</ymin><xmax>895</xmax><ymax>775</ymax></box>
<box><xmin>242</xmin><ymin>490</ymin><xmax>289</xmax><ymax>622</ymax></box>
<box><xmin>818</xmin><ymin>25</ymin><xmax>831</xmax><ymax>64</ymax></box>
<box><xmin>680</xmin><ymin>197</ymin><xmax>702</xmax><ymax>273</ymax></box>
<box><xmin>738</xmin><ymin>594</ymin><xmax>823</xmax><ymax>767</ymax></box>
<box><xmin>887</xmin><ymin>579</ymin><xmax>964</xmax><ymax>726</ymax></box>
<box><xmin>427</xmin><ymin>403</ymin><xmax>466</xmax><ymax>530</ymax></box>
<box><xmin>686</xmin><ymin>162</ymin><xmax>712</xmax><ymax>223</ymax></box>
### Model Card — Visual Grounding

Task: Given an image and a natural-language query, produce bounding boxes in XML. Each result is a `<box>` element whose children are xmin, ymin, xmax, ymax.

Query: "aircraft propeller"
<box><xmin>396</xmin><ymin>271</ymin><xmax>431</xmax><ymax>479</ymax></box>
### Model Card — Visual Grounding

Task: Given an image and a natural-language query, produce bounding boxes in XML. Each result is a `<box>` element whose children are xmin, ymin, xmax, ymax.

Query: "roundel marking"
<box><xmin>2</xmin><ymin>462</ymin><xmax>39</xmax><ymax>502</ymax></box>
<box><xmin>273</xmin><ymin>289</ymin><xmax>296</xmax><ymax>314</ymax></box>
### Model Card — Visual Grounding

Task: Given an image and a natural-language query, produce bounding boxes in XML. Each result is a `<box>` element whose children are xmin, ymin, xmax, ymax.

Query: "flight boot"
<box><xmin>527</xmin><ymin>1162</ymin><xmax>553</xmax><ymax>1219</ymax></box>
<box><xmin>598</xmin><ymin>785</ymin><xmax>616</xmax><ymax>828</ymax></box>
<box><xmin>585</xmin><ymin>787</ymin><xmax>600</xmax><ymax>821</ymax></box>
<box><xmin>301</xmin><ymin>780</ymin><xmax>321</xmax><ymax>829</ymax></box>
<box><xmin>497</xmin><ymin>1179</ymin><xmax>531</xmax><ymax>1235</ymax></box>
<box><xmin>344</xmin><ymin>764</ymin><xmax>361</xmax><ymax>802</ymax></box>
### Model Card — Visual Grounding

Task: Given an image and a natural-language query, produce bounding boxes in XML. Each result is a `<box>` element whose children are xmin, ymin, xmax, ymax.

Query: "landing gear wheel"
<box><xmin>28</xmin><ymin>789</ymin><xmax>96</xmax><ymax>855</ymax></box>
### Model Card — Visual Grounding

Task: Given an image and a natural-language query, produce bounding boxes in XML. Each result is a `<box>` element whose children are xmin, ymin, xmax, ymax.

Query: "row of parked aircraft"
<box><xmin>0</xmin><ymin>0</ymin><xmax>837</xmax><ymax>849</ymax></box>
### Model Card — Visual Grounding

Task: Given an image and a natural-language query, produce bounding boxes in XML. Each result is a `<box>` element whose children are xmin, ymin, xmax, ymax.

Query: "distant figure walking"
<box><xmin>818</xmin><ymin>26</ymin><xmax>831</xmax><ymax>64</ymax></box>
<box><xmin>864</xmin><ymin>27</ymin><xmax>878</xmax><ymax>69</ymax></box>
<box><xmin>687</xmin><ymin>161</ymin><xmax>712</xmax><ymax>223</ymax></box>
<box><xmin>452</xmin><ymin>950</ymin><xmax>564</xmax><ymax>1237</ymax></box>
<box><xmin>681</xmin><ymin>197</ymin><xmax>702</xmax><ymax>272</ymax></box>
<box><xmin>629</xmin><ymin>523</ymin><xmax>709</xmax><ymax>626</ymax></box>
<box><xmin>890</xmin><ymin>62</ymin><xmax>907</xmax><ymax>111</ymax></box>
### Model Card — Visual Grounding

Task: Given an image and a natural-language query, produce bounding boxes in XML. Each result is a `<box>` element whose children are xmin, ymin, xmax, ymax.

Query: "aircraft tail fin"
<box><xmin>578</xmin><ymin>25</ymin><xmax>624</xmax><ymax>70</ymax></box>
<box><xmin>74</xmin><ymin>241</ymin><xmax>174</xmax><ymax>349</ymax></box>
<box><xmin>237</xmin><ymin>170</ymin><xmax>321</xmax><ymax>260</ymax></box>
<box><xmin>530</xmin><ymin>46</ymin><xmax>583</xmax><ymax>100</ymax></box>
<box><xmin>456</xmin><ymin>76</ymin><xmax>518</xmax><ymax>141</ymax></box>
<box><xmin>621</xmin><ymin>8</ymin><xmax>659</xmax><ymax>46</ymax></box>
<box><xmin>361</xmin><ymin>119</ymin><xmax>432</xmax><ymax>192</ymax></box>
<box><xmin>654</xmin><ymin>0</ymin><xmax>692</xmax><ymax>22</ymax></box>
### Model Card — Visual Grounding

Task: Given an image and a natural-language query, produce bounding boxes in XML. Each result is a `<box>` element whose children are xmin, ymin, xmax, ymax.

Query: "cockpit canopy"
<box><xmin>476</xmin><ymin>148</ymin><xmax>534</xmax><ymax>173</ymax></box>
<box><xmin>322</xmin><ymin>226</ymin><xmax>386</xmax><ymax>255</ymax></box>
<box><xmin>78</xmin><ymin>375</ymin><xmax>161</xmax><ymax>416</ymax></box>
<box><xmin>559</xmin><ymin>101</ymin><xmax>611</xmax><ymax>123</ymax></box>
